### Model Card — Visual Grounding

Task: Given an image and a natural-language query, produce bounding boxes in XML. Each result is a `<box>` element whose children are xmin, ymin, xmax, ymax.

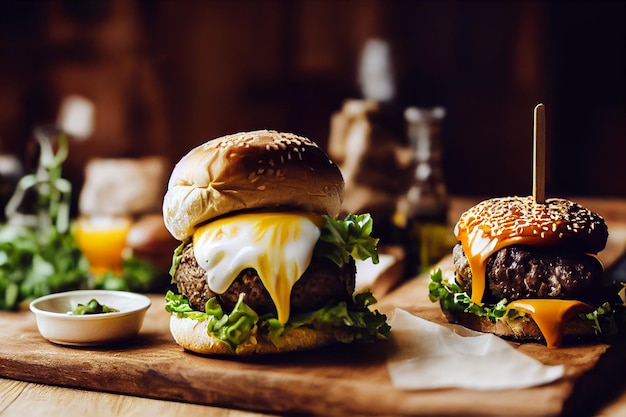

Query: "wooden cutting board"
<box><xmin>1</xmin><ymin>271</ymin><xmax>625</xmax><ymax>417</ymax></box>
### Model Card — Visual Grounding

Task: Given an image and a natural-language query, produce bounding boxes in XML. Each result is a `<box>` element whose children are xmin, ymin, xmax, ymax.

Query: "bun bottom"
<box><xmin>440</xmin><ymin>303</ymin><xmax>596</xmax><ymax>344</ymax></box>
<box><xmin>169</xmin><ymin>314</ymin><xmax>336</xmax><ymax>355</ymax></box>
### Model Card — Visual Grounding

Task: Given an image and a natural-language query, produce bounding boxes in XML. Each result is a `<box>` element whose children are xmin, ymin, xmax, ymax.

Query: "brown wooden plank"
<box><xmin>1</xmin><ymin>270</ymin><xmax>624</xmax><ymax>416</ymax></box>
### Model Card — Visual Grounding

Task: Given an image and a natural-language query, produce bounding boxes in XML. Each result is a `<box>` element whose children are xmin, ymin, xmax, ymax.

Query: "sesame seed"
<box><xmin>456</xmin><ymin>195</ymin><xmax>606</xmax><ymax>243</ymax></box>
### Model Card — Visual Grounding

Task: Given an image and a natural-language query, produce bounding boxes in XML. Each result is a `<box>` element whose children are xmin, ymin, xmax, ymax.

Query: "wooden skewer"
<box><xmin>533</xmin><ymin>103</ymin><xmax>546</xmax><ymax>204</ymax></box>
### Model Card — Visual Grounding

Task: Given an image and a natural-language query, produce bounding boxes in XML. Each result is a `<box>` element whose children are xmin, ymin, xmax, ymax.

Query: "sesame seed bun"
<box><xmin>454</xmin><ymin>196</ymin><xmax>608</xmax><ymax>254</ymax></box>
<box><xmin>162</xmin><ymin>130</ymin><xmax>344</xmax><ymax>240</ymax></box>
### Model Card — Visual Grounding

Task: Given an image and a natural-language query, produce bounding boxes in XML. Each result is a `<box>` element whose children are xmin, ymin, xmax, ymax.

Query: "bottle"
<box><xmin>394</xmin><ymin>106</ymin><xmax>455</xmax><ymax>278</ymax></box>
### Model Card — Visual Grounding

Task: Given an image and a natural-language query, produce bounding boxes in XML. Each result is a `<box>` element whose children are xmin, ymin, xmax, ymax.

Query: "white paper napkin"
<box><xmin>355</xmin><ymin>253</ymin><xmax>397</xmax><ymax>291</ymax></box>
<box><xmin>386</xmin><ymin>309</ymin><xmax>565</xmax><ymax>390</ymax></box>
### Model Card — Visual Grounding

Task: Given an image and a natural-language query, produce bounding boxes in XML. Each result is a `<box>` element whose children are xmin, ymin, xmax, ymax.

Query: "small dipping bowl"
<box><xmin>30</xmin><ymin>290</ymin><xmax>151</xmax><ymax>346</ymax></box>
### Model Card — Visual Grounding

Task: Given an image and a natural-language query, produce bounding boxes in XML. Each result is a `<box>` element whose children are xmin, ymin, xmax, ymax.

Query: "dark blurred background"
<box><xmin>0</xmin><ymin>0</ymin><xmax>624</xmax><ymax>207</ymax></box>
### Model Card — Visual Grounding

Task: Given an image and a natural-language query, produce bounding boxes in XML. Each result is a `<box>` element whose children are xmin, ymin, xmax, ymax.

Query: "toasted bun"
<box><xmin>169</xmin><ymin>314</ymin><xmax>336</xmax><ymax>355</ymax></box>
<box><xmin>163</xmin><ymin>130</ymin><xmax>344</xmax><ymax>240</ymax></box>
<box><xmin>441</xmin><ymin>304</ymin><xmax>596</xmax><ymax>342</ymax></box>
<box><xmin>455</xmin><ymin>196</ymin><xmax>608</xmax><ymax>254</ymax></box>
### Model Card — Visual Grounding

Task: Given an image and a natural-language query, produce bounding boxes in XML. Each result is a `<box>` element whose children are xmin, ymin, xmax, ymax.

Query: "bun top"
<box><xmin>454</xmin><ymin>196</ymin><xmax>608</xmax><ymax>254</ymax></box>
<box><xmin>163</xmin><ymin>130</ymin><xmax>344</xmax><ymax>240</ymax></box>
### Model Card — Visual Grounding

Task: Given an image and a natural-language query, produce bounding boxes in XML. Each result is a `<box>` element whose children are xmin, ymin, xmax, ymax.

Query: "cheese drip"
<box><xmin>454</xmin><ymin>196</ymin><xmax>601</xmax><ymax>349</ymax></box>
<box><xmin>455</xmin><ymin>226</ymin><xmax>561</xmax><ymax>304</ymax></box>
<box><xmin>507</xmin><ymin>299</ymin><xmax>592</xmax><ymax>349</ymax></box>
<box><xmin>193</xmin><ymin>212</ymin><xmax>322</xmax><ymax>324</ymax></box>
<box><xmin>455</xmin><ymin>197</ymin><xmax>565</xmax><ymax>304</ymax></box>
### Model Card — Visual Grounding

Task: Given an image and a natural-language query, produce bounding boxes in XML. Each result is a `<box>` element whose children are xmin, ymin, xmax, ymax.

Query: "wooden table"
<box><xmin>1</xmin><ymin>196</ymin><xmax>625</xmax><ymax>417</ymax></box>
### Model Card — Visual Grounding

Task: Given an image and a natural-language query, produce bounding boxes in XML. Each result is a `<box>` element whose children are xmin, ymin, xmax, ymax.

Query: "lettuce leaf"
<box><xmin>165</xmin><ymin>289</ymin><xmax>390</xmax><ymax>351</ymax></box>
<box><xmin>169</xmin><ymin>239</ymin><xmax>188</xmax><ymax>280</ymax></box>
<box><xmin>165</xmin><ymin>290</ymin><xmax>259</xmax><ymax>350</ymax></box>
<box><xmin>428</xmin><ymin>268</ymin><xmax>511</xmax><ymax>322</ymax></box>
<box><xmin>585</xmin><ymin>301</ymin><xmax>623</xmax><ymax>335</ymax></box>
<box><xmin>428</xmin><ymin>268</ymin><xmax>621</xmax><ymax>335</ymax></box>
<box><xmin>265</xmin><ymin>290</ymin><xmax>390</xmax><ymax>345</ymax></box>
<box><xmin>316</xmin><ymin>213</ymin><xmax>380</xmax><ymax>267</ymax></box>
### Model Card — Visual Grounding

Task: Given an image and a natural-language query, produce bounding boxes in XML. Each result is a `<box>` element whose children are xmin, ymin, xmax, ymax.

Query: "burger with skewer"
<box><xmin>429</xmin><ymin>195</ymin><xmax>624</xmax><ymax>348</ymax></box>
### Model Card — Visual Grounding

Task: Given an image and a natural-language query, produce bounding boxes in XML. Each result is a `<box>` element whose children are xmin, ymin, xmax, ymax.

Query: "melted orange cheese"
<box><xmin>193</xmin><ymin>212</ymin><xmax>323</xmax><ymax>323</ymax></box>
<box><xmin>507</xmin><ymin>299</ymin><xmax>593</xmax><ymax>349</ymax></box>
<box><xmin>454</xmin><ymin>196</ymin><xmax>598</xmax><ymax>349</ymax></box>
<box><xmin>455</xmin><ymin>208</ymin><xmax>563</xmax><ymax>304</ymax></box>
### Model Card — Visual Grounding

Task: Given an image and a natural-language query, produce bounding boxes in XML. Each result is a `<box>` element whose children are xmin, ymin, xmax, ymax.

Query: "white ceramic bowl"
<box><xmin>30</xmin><ymin>290</ymin><xmax>151</xmax><ymax>346</ymax></box>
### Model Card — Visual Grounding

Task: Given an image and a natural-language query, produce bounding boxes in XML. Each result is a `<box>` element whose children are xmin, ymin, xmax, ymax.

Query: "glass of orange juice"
<box><xmin>75</xmin><ymin>216</ymin><xmax>132</xmax><ymax>276</ymax></box>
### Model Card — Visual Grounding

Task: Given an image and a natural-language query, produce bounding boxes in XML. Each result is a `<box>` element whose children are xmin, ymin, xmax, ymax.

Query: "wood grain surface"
<box><xmin>0</xmin><ymin>378</ymin><xmax>270</xmax><ymax>417</ymax></box>
<box><xmin>1</xmin><ymin>269</ymin><xmax>625</xmax><ymax>417</ymax></box>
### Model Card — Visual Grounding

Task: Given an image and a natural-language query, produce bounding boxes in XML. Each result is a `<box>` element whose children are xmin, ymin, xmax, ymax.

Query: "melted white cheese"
<box><xmin>193</xmin><ymin>212</ymin><xmax>321</xmax><ymax>323</ymax></box>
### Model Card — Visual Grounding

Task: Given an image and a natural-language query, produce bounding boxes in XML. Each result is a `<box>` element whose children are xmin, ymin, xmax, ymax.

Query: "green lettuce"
<box><xmin>316</xmin><ymin>214</ymin><xmax>380</xmax><ymax>267</ymax></box>
<box><xmin>165</xmin><ymin>289</ymin><xmax>390</xmax><ymax>352</ymax></box>
<box><xmin>265</xmin><ymin>290</ymin><xmax>390</xmax><ymax>345</ymax></box>
<box><xmin>584</xmin><ymin>301</ymin><xmax>622</xmax><ymax>335</ymax></box>
<box><xmin>428</xmin><ymin>268</ymin><xmax>622</xmax><ymax>335</ymax></box>
<box><xmin>169</xmin><ymin>239</ymin><xmax>188</xmax><ymax>280</ymax></box>
<box><xmin>165</xmin><ymin>290</ymin><xmax>259</xmax><ymax>350</ymax></box>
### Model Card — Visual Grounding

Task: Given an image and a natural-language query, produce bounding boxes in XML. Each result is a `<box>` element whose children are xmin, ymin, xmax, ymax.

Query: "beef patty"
<box><xmin>174</xmin><ymin>243</ymin><xmax>356</xmax><ymax>316</ymax></box>
<box><xmin>452</xmin><ymin>243</ymin><xmax>604</xmax><ymax>304</ymax></box>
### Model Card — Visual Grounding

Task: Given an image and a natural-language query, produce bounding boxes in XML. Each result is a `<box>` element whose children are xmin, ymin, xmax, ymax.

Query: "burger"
<box><xmin>429</xmin><ymin>196</ymin><xmax>623</xmax><ymax>348</ymax></box>
<box><xmin>162</xmin><ymin>130</ymin><xmax>390</xmax><ymax>355</ymax></box>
